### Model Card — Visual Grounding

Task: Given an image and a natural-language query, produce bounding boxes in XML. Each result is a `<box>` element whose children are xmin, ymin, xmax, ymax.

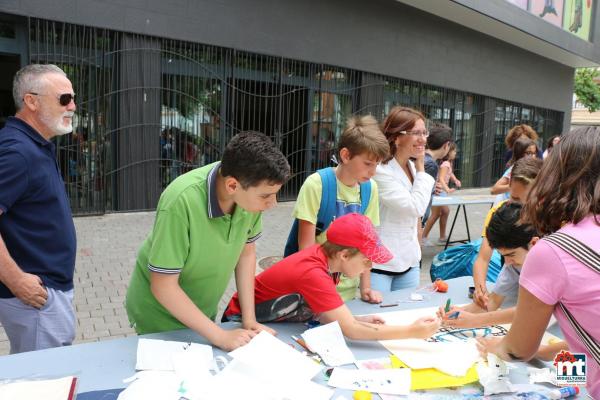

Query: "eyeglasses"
<box><xmin>28</xmin><ymin>92</ymin><xmax>76</xmax><ymax>106</ymax></box>
<box><xmin>399</xmin><ymin>130</ymin><xmax>429</xmax><ymax>138</ymax></box>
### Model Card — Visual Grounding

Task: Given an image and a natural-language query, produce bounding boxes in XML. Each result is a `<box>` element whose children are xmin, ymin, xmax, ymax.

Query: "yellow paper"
<box><xmin>390</xmin><ymin>355</ymin><xmax>479</xmax><ymax>390</ymax></box>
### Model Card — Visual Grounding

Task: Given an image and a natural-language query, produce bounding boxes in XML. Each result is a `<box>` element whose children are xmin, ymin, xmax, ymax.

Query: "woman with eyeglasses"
<box><xmin>491</xmin><ymin>137</ymin><xmax>539</xmax><ymax>201</ymax></box>
<box><xmin>370</xmin><ymin>106</ymin><xmax>435</xmax><ymax>292</ymax></box>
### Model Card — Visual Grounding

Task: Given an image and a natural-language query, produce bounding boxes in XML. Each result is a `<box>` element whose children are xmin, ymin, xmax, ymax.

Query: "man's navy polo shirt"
<box><xmin>0</xmin><ymin>117</ymin><xmax>76</xmax><ymax>298</ymax></box>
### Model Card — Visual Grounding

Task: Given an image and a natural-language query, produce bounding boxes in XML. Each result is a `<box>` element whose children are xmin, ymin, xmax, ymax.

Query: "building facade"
<box><xmin>0</xmin><ymin>0</ymin><xmax>598</xmax><ymax>215</ymax></box>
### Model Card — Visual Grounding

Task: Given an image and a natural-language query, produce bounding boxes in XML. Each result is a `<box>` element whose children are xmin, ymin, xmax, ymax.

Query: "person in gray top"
<box><xmin>438</xmin><ymin>202</ymin><xmax>536</xmax><ymax>328</ymax></box>
<box><xmin>437</xmin><ymin>202</ymin><xmax>567</xmax><ymax>360</ymax></box>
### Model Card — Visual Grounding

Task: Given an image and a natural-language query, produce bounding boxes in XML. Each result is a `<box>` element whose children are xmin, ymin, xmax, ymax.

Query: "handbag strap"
<box><xmin>544</xmin><ymin>232</ymin><xmax>600</xmax><ymax>273</ymax></box>
<box><xmin>543</xmin><ymin>231</ymin><xmax>600</xmax><ymax>365</ymax></box>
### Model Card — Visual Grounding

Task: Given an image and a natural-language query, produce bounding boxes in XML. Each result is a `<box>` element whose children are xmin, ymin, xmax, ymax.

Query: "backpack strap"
<box><xmin>542</xmin><ymin>232</ymin><xmax>600</xmax><ymax>365</ymax></box>
<box><xmin>359</xmin><ymin>180</ymin><xmax>372</xmax><ymax>215</ymax></box>
<box><xmin>316</xmin><ymin>167</ymin><xmax>337</xmax><ymax>235</ymax></box>
<box><xmin>284</xmin><ymin>168</ymin><xmax>338</xmax><ymax>256</ymax></box>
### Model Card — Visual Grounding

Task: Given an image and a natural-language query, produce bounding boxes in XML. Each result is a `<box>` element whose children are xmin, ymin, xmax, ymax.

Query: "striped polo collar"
<box><xmin>206</xmin><ymin>161</ymin><xmax>225</xmax><ymax>218</ymax></box>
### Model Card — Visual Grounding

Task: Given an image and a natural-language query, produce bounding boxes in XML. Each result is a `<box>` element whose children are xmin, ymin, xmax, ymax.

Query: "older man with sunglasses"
<box><xmin>0</xmin><ymin>64</ymin><xmax>77</xmax><ymax>353</ymax></box>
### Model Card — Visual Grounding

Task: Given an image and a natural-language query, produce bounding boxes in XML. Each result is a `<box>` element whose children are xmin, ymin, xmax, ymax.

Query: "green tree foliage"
<box><xmin>574</xmin><ymin>68</ymin><xmax>600</xmax><ymax>113</ymax></box>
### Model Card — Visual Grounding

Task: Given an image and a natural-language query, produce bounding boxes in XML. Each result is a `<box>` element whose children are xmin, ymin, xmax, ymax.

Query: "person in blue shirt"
<box><xmin>0</xmin><ymin>64</ymin><xmax>77</xmax><ymax>354</ymax></box>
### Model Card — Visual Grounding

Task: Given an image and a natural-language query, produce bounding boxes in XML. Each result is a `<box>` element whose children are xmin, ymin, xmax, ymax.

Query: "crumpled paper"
<box><xmin>476</xmin><ymin>353</ymin><xmax>515</xmax><ymax>395</ymax></box>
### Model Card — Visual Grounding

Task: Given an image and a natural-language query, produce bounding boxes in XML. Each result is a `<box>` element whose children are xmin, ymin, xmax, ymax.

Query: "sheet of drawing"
<box><xmin>379</xmin><ymin>338</ymin><xmax>480</xmax><ymax>377</ymax></box>
<box><xmin>228</xmin><ymin>330</ymin><xmax>322</xmax><ymax>382</ymax></box>
<box><xmin>327</xmin><ymin>367</ymin><xmax>411</xmax><ymax>395</ymax></box>
<box><xmin>373</xmin><ymin>306</ymin><xmax>508</xmax><ymax>344</ymax></box>
<box><xmin>354</xmin><ymin>358</ymin><xmax>404</xmax><ymax>400</ymax></box>
<box><xmin>206</xmin><ymin>359</ymin><xmax>333</xmax><ymax>400</ymax></box>
<box><xmin>135</xmin><ymin>338</ymin><xmax>213</xmax><ymax>371</ymax></box>
<box><xmin>301</xmin><ymin>321</ymin><xmax>355</xmax><ymax>366</ymax></box>
<box><xmin>372</xmin><ymin>307</ymin><xmax>561</xmax><ymax>376</ymax></box>
<box><xmin>375</xmin><ymin>307</ymin><xmax>561</xmax><ymax>342</ymax></box>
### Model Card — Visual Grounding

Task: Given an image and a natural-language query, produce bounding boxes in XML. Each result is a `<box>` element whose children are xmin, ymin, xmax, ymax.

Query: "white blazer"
<box><xmin>373</xmin><ymin>158</ymin><xmax>435</xmax><ymax>273</ymax></box>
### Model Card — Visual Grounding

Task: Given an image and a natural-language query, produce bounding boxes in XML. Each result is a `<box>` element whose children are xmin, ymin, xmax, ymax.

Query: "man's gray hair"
<box><xmin>13</xmin><ymin>64</ymin><xmax>66</xmax><ymax>110</ymax></box>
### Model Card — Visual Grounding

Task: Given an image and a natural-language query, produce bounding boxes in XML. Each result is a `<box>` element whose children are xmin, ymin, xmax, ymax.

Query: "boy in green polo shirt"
<box><xmin>126</xmin><ymin>131</ymin><xmax>290</xmax><ymax>351</ymax></box>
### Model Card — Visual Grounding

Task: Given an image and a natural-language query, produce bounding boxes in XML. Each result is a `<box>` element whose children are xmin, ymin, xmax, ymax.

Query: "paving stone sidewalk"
<box><xmin>0</xmin><ymin>188</ymin><xmax>491</xmax><ymax>355</ymax></box>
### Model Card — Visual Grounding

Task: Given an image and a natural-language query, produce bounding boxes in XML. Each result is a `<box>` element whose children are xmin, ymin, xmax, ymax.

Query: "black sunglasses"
<box><xmin>28</xmin><ymin>92</ymin><xmax>75</xmax><ymax>106</ymax></box>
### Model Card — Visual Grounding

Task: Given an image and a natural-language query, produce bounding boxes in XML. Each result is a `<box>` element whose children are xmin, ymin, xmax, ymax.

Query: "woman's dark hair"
<box><xmin>504</xmin><ymin>124</ymin><xmax>538</xmax><ymax>149</ymax></box>
<box><xmin>521</xmin><ymin>126</ymin><xmax>600</xmax><ymax>235</ymax></box>
<box><xmin>427</xmin><ymin>123</ymin><xmax>453</xmax><ymax>151</ymax></box>
<box><xmin>486</xmin><ymin>203</ymin><xmax>536</xmax><ymax>250</ymax></box>
<box><xmin>380</xmin><ymin>106</ymin><xmax>426</xmax><ymax>163</ymax></box>
<box><xmin>221</xmin><ymin>131</ymin><xmax>290</xmax><ymax>188</ymax></box>
<box><xmin>546</xmin><ymin>135</ymin><xmax>560</xmax><ymax>150</ymax></box>
<box><xmin>441</xmin><ymin>142</ymin><xmax>457</xmax><ymax>162</ymax></box>
<box><xmin>510</xmin><ymin>137</ymin><xmax>537</xmax><ymax>166</ymax></box>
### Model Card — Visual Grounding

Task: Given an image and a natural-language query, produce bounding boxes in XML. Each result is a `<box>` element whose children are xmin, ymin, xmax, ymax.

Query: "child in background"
<box><xmin>501</xmin><ymin>124</ymin><xmax>540</xmax><ymax>167</ymax></box>
<box><xmin>542</xmin><ymin>135</ymin><xmax>560</xmax><ymax>159</ymax></box>
<box><xmin>422</xmin><ymin>142</ymin><xmax>461</xmax><ymax>246</ymax></box>
<box><xmin>421</xmin><ymin>123</ymin><xmax>453</xmax><ymax>225</ymax></box>
<box><xmin>472</xmin><ymin>157</ymin><xmax>543</xmax><ymax>309</ymax></box>
<box><xmin>491</xmin><ymin>137</ymin><xmax>539</xmax><ymax>201</ymax></box>
<box><xmin>290</xmin><ymin>115</ymin><xmax>389</xmax><ymax>303</ymax></box>
<box><xmin>225</xmin><ymin>213</ymin><xmax>441</xmax><ymax>341</ymax></box>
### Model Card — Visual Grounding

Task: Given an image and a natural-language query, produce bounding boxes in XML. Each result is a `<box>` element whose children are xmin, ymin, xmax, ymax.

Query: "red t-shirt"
<box><xmin>226</xmin><ymin>244</ymin><xmax>344</xmax><ymax>316</ymax></box>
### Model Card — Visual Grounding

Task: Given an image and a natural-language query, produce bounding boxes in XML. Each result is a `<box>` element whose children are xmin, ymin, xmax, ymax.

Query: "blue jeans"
<box><xmin>370</xmin><ymin>266</ymin><xmax>420</xmax><ymax>292</ymax></box>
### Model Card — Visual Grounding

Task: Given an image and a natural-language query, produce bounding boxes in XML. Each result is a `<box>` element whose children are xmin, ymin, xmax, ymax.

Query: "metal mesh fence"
<box><xmin>28</xmin><ymin>18</ymin><xmax>564</xmax><ymax>215</ymax></box>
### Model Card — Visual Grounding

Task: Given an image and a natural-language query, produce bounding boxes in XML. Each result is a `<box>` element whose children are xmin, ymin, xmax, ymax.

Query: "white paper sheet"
<box><xmin>0</xmin><ymin>376</ymin><xmax>76</xmax><ymax>400</ymax></box>
<box><xmin>208</xmin><ymin>359</ymin><xmax>333</xmax><ymax>400</ymax></box>
<box><xmin>124</xmin><ymin>334</ymin><xmax>331</xmax><ymax>400</ymax></box>
<box><xmin>327</xmin><ymin>367</ymin><xmax>411</xmax><ymax>395</ymax></box>
<box><xmin>228</xmin><ymin>330</ymin><xmax>323</xmax><ymax>382</ymax></box>
<box><xmin>380</xmin><ymin>338</ymin><xmax>480</xmax><ymax>377</ymax></box>
<box><xmin>371</xmin><ymin>306</ymin><xmax>480</xmax><ymax>376</ymax></box>
<box><xmin>171</xmin><ymin>346</ymin><xmax>215</xmax><ymax>382</ymax></box>
<box><xmin>135</xmin><ymin>338</ymin><xmax>213</xmax><ymax>371</ymax></box>
<box><xmin>301</xmin><ymin>321</ymin><xmax>355</xmax><ymax>366</ymax></box>
<box><xmin>117</xmin><ymin>371</ymin><xmax>183</xmax><ymax>400</ymax></box>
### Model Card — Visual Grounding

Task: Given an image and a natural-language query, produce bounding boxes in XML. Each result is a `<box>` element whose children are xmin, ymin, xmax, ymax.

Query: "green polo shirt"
<box><xmin>126</xmin><ymin>162</ymin><xmax>262</xmax><ymax>334</ymax></box>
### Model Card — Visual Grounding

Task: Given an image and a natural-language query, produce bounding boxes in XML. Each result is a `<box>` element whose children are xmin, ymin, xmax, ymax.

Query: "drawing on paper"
<box><xmin>429</xmin><ymin>325</ymin><xmax>509</xmax><ymax>343</ymax></box>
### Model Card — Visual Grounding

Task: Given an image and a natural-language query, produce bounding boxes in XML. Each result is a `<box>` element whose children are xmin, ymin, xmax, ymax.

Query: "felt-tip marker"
<box><xmin>379</xmin><ymin>302</ymin><xmax>399</xmax><ymax>308</ymax></box>
<box><xmin>444</xmin><ymin>298</ymin><xmax>451</xmax><ymax>313</ymax></box>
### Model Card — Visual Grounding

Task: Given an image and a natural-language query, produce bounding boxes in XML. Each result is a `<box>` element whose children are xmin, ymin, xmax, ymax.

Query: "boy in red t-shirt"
<box><xmin>225</xmin><ymin>213</ymin><xmax>440</xmax><ymax>341</ymax></box>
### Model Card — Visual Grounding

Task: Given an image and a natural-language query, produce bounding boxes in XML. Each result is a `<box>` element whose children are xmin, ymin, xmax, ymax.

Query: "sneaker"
<box><xmin>254</xmin><ymin>293</ymin><xmax>302</xmax><ymax>323</ymax></box>
<box><xmin>437</xmin><ymin>237</ymin><xmax>448</xmax><ymax>245</ymax></box>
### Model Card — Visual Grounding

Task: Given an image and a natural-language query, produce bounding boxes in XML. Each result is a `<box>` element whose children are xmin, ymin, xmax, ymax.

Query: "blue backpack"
<box><xmin>429</xmin><ymin>238</ymin><xmax>503</xmax><ymax>283</ymax></box>
<box><xmin>284</xmin><ymin>167</ymin><xmax>371</xmax><ymax>257</ymax></box>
